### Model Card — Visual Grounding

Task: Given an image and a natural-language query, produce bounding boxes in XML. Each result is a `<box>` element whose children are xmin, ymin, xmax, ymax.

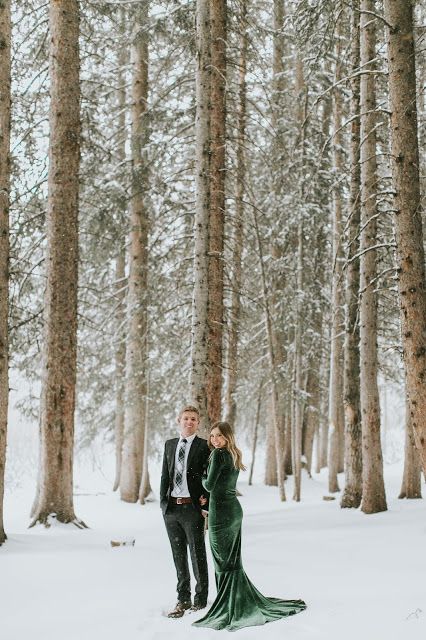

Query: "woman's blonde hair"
<box><xmin>210</xmin><ymin>421</ymin><xmax>246</xmax><ymax>471</ymax></box>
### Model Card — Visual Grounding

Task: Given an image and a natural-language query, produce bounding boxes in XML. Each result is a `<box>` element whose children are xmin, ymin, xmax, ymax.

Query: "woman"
<box><xmin>193</xmin><ymin>421</ymin><xmax>306</xmax><ymax>632</ymax></box>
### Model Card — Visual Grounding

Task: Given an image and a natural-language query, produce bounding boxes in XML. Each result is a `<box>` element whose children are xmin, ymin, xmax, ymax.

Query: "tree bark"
<box><xmin>318</xmin><ymin>328</ymin><xmax>330</xmax><ymax>472</ymax></box>
<box><xmin>139</xmin><ymin>367</ymin><xmax>152</xmax><ymax>504</ymax></box>
<box><xmin>265</xmin><ymin>0</ymin><xmax>288</xmax><ymax>485</ymax></box>
<box><xmin>303</xmin><ymin>368</ymin><xmax>319</xmax><ymax>476</ymax></box>
<box><xmin>190</xmin><ymin>0</ymin><xmax>211</xmax><ymax>433</ymax></box>
<box><xmin>293</xmin><ymin>220</ymin><xmax>304</xmax><ymax>501</ymax></box>
<box><xmin>224</xmin><ymin>0</ymin><xmax>245</xmax><ymax>426</ymax></box>
<box><xmin>328</xmin><ymin>25</ymin><xmax>345</xmax><ymax>494</ymax></box>
<box><xmin>292</xmin><ymin>55</ymin><xmax>306</xmax><ymax>501</ymax></box>
<box><xmin>0</xmin><ymin>0</ymin><xmax>11</xmax><ymax>544</ymax></box>
<box><xmin>284</xmin><ymin>404</ymin><xmax>293</xmax><ymax>476</ymax></box>
<box><xmin>399</xmin><ymin>395</ymin><xmax>422</xmax><ymax>499</ymax></box>
<box><xmin>315</xmin><ymin>95</ymin><xmax>333</xmax><ymax>475</ymax></box>
<box><xmin>272</xmin><ymin>0</ymin><xmax>285</xmax><ymax>119</ymax></box>
<box><xmin>285</xmin><ymin>329</ymin><xmax>295</xmax><ymax>478</ymax></box>
<box><xmin>252</xmin><ymin>204</ymin><xmax>286</xmax><ymax>500</ymax></box>
<box><xmin>341</xmin><ymin>0</ymin><xmax>363</xmax><ymax>509</ymax></box>
<box><xmin>113</xmin><ymin>250</ymin><xmax>126</xmax><ymax>492</ymax></box>
<box><xmin>206</xmin><ymin>0</ymin><xmax>227</xmax><ymax>425</ymax></box>
<box><xmin>120</xmin><ymin>7</ymin><xmax>149</xmax><ymax>503</ymax></box>
<box><xmin>113</xmin><ymin>17</ymin><xmax>128</xmax><ymax>493</ymax></box>
<box><xmin>264</xmin><ymin>402</ymin><xmax>278</xmax><ymax>485</ymax></box>
<box><xmin>31</xmin><ymin>0</ymin><xmax>84</xmax><ymax>527</ymax></box>
<box><xmin>359</xmin><ymin>0</ymin><xmax>387</xmax><ymax>514</ymax></box>
<box><xmin>248</xmin><ymin>381</ymin><xmax>262</xmax><ymax>486</ymax></box>
<box><xmin>384</xmin><ymin>0</ymin><xmax>426</xmax><ymax>476</ymax></box>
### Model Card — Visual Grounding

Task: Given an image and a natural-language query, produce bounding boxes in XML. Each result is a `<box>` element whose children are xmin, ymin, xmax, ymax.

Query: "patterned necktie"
<box><xmin>174</xmin><ymin>438</ymin><xmax>187</xmax><ymax>491</ymax></box>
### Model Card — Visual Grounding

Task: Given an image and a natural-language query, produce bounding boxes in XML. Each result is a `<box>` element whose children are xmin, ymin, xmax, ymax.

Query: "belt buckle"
<box><xmin>176</xmin><ymin>497</ymin><xmax>184</xmax><ymax>505</ymax></box>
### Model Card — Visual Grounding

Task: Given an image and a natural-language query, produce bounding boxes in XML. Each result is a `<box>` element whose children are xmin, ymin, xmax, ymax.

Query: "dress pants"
<box><xmin>164</xmin><ymin>502</ymin><xmax>208</xmax><ymax>606</ymax></box>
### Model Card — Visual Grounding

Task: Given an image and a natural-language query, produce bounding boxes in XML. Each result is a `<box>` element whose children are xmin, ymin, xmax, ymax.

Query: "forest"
<box><xmin>1</xmin><ymin>0</ymin><xmax>426</xmax><ymax>549</ymax></box>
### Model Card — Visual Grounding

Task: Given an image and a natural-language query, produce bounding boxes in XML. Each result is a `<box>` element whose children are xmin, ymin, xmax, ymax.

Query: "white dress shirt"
<box><xmin>171</xmin><ymin>432</ymin><xmax>197</xmax><ymax>498</ymax></box>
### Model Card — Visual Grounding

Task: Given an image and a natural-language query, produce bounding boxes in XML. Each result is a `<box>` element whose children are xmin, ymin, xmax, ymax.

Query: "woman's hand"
<box><xmin>199</xmin><ymin>494</ymin><xmax>207</xmax><ymax>506</ymax></box>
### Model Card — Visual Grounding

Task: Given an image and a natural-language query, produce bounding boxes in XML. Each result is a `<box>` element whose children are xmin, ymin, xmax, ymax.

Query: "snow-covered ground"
<box><xmin>1</xmin><ymin>438</ymin><xmax>425</xmax><ymax>640</ymax></box>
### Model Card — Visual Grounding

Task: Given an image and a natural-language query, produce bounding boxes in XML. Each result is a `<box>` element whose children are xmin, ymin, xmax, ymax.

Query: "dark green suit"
<box><xmin>160</xmin><ymin>435</ymin><xmax>210</xmax><ymax>606</ymax></box>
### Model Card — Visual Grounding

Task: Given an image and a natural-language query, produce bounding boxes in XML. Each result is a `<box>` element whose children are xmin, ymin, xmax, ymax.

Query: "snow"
<box><xmin>1</xmin><ymin>447</ymin><xmax>425</xmax><ymax>640</ymax></box>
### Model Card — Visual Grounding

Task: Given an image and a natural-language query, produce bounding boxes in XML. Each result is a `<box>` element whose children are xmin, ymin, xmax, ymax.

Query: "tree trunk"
<box><xmin>139</xmin><ymin>367</ymin><xmax>152</xmax><ymax>504</ymax></box>
<box><xmin>314</xmin><ymin>422</ymin><xmax>321</xmax><ymax>474</ymax></box>
<box><xmin>316</xmin><ymin>92</ymin><xmax>331</xmax><ymax>476</ymax></box>
<box><xmin>318</xmin><ymin>329</ymin><xmax>330</xmax><ymax>472</ymax></box>
<box><xmin>113</xmin><ymin>250</ymin><xmax>126</xmax><ymax>492</ymax></box>
<box><xmin>303</xmin><ymin>368</ymin><xmax>319</xmax><ymax>476</ymax></box>
<box><xmin>359</xmin><ymin>1</ymin><xmax>387</xmax><ymax>514</ymax></box>
<box><xmin>284</xmin><ymin>377</ymin><xmax>293</xmax><ymax>475</ymax></box>
<box><xmin>190</xmin><ymin>0</ymin><xmax>211</xmax><ymax>433</ymax></box>
<box><xmin>31</xmin><ymin>0</ymin><xmax>84</xmax><ymax>527</ymax></box>
<box><xmin>206</xmin><ymin>0</ymin><xmax>227</xmax><ymax>425</ymax></box>
<box><xmin>337</xmin><ymin>395</ymin><xmax>345</xmax><ymax>472</ymax></box>
<box><xmin>252</xmin><ymin>204</ymin><xmax>286</xmax><ymax>500</ymax></box>
<box><xmin>384</xmin><ymin>0</ymin><xmax>426</xmax><ymax>477</ymax></box>
<box><xmin>113</xmin><ymin>19</ymin><xmax>128</xmax><ymax>493</ymax></box>
<box><xmin>314</xmin><ymin>330</ymin><xmax>329</xmax><ymax>475</ymax></box>
<box><xmin>328</xmin><ymin>26</ymin><xmax>345</xmax><ymax>494</ymax></box>
<box><xmin>0</xmin><ymin>0</ymin><xmax>11</xmax><ymax>545</ymax></box>
<box><xmin>315</xmin><ymin>95</ymin><xmax>333</xmax><ymax>476</ymax></box>
<box><xmin>341</xmin><ymin>0</ymin><xmax>362</xmax><ymax>509</ymax></box>
<box><xmin>266</xmin><ymin>0</ymin><xmax>288</xmax><ymax>486</ymax></box>
<box><xmin>191</xmin><ymin>0</ymin><xmax>227</xmax><ymax>432</ymax></box>
<box><xmin>292</xmin><ymin>54</ymin><xmax>306</xmax><ymax>502</ymax></box>
<box><xmin>293</xmin><ymin>221</ymin><xmax>304</xmax><ymax>501</ymax></box>
<box><xmin>272</xmin><ymin>0</ymin><xmax>285</xmax><ymax>117</ymax></box>
<box><xmin>139</xmin><ymin>468</ymin><xmax>152</xmax><ymax>504</ymax></box>
<box><xmin>306</xmin><ymin>243</ymin><xmax>326</xmax><ymax>477</ymax></box>
<box><xmin>399</xmin><ymin>395</ymin><xmax>422</xmax><ymax>499</ymax></box>
<box><xmin>264</xmin><ymin>402</ymin><xmax>278</xmax><ymax>485</ymax></box>
<box><xmin>120</xmin><ymin>7</ymin><xmax>149</xmax><ymax>503</ymax></box>
<box><xmin>248</xmin><ymin>381</ymin><xmax>262</xmax><ymax>486</ymax></box>
<box><xmin>224</xmin><ymin>0</ymin><xmax>245</xmax><ymax>426</ymax></box>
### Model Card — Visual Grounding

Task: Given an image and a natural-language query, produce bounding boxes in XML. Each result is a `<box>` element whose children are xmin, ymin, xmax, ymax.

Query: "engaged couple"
<box><xmin>160</xmin><ymin>405</ymin><xmax>307</xmax><ymax>632</ymax></box>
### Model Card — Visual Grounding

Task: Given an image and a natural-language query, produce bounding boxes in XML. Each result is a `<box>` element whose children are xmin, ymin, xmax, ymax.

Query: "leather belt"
<box><xmin>170</xmin><ymin>497</ymin><xmax>192</xmax><ymax>505</ymax></box>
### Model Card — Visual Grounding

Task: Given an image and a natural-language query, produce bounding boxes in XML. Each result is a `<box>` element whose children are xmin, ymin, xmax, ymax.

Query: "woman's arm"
<box><xmin>202</xmin><ymin>448</ymin><xmax>224</xmax><ymax>493</ymax></box>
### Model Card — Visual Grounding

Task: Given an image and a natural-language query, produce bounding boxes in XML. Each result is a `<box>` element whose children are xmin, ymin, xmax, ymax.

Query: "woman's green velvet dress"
<box><xmin>193</xmin><ymin>448</ymin><xmax>306</xmax><ymax>632</ymax></box>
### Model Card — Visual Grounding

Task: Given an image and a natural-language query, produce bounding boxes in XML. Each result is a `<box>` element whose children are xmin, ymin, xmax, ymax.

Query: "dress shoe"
<box><xmin>190</xmin><ymin>603</ymin><xmax>207</xmax><ymax>612</ymax></box>
<box><xmin>167</xmin><ymin>601</ymin><xmax>192</xmax><ymax>618</ymax></box>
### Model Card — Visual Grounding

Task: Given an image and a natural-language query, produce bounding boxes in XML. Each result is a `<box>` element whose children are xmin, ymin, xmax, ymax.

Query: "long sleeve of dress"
<box><xmin>202</xmin><ymin>448</ymin><xmax>224</xmax><ymax>493</ymax></box>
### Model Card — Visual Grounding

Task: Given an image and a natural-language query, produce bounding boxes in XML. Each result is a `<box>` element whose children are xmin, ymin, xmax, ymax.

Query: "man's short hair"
<box><xmin>178</xmin><ymin>405</ymin><xmax>200</xmax><ymax>418</ymax></box>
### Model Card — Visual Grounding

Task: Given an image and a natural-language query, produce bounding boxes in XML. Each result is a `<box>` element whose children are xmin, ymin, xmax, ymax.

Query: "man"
<box><xmin>160</xmin><ymin>405</ymin><xmax>210</xmax><ymax>618</ymax></box>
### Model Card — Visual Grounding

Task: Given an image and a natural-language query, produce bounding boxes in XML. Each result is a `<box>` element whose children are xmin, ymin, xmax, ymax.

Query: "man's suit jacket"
<box><xmin>160</xmin><ymin>435</ymin><xmax>210</xmax><ymax>515</ymax></box>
